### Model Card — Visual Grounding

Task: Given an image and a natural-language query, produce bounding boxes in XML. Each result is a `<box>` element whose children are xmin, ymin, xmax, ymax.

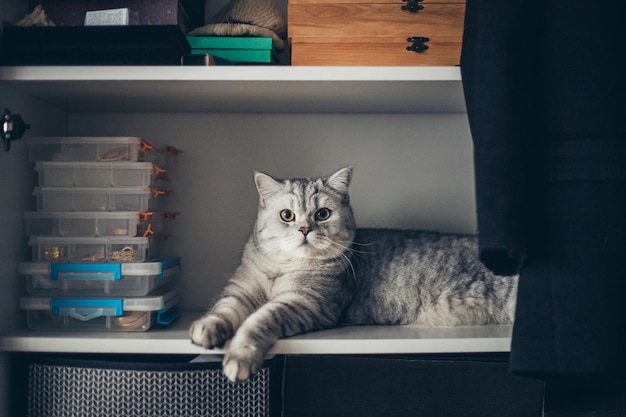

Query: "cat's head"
<box><xmin>252</xmin><ymin>167</ymin><xmax>356</xmax><ymax>262</ymax></box>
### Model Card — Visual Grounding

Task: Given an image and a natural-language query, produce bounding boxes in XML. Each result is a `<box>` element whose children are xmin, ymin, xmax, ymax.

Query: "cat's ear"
<box><xmin>254</xmin><ymin>171</ymin><xmax>283</xmax><ymax>206</ymax></box>
<box><xmin>326</xmin><ymin>166</ymin><xmax>352</xmax><ymax>195</ymax></box>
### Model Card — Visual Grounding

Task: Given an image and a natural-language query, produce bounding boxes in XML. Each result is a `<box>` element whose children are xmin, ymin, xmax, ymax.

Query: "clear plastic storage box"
<box><xmin>19</xmin><ymin>257</ymin><xmax>180</xmax><ymax>297</ymax></box>
<box><xmin>34</xmin><ymin>162</ymin><xmax>161</xmax><ymax>188</ymax></box>
<box><xmin>20</xmin><ymin>290</ymin><xmax>179</xmax><ymax>332</ymax></box>
<box><xmin>24</xmin><ymin>211</ymin><xmax>168</xmax><ymax>237</ymax></box>
<box><xmin>27</xmin><ymin>136</ymin><xmax>179</xmax><ymax>166</ymax></box>
<box><xmin>28</xmin><ymin>236</ymin><xmax>158</xmax><ymax>263</ymax></box>
<box><xmin>33</xmin><ymin>186</ymin><xmax>170</xmax><ymax>212</ymax></box>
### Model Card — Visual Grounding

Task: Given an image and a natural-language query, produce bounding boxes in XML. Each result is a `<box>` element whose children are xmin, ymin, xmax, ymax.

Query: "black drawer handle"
<box><xmin>401</xmin><ymin>0</ymin><xmax>424</xmax><ymax>13</ymax></box>
<box><xmin>406</xmin><ymin>36</ymin><xmax>430</xmax><ymax>53</ymax></box>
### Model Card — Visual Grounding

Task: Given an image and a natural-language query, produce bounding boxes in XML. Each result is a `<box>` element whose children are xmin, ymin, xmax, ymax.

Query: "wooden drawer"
<box><xmin>291</xmin><ymin>35</ymin><xmax>462</xmax><ymax>66</ymax></box>
<box><xmin>288</xmin><ymin>0</ymin><xmax>465</xmax><ymax>66</ymax></box>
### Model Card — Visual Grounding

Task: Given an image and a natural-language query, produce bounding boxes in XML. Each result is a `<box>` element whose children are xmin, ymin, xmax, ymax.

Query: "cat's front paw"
<box><xmin>189</xmin><ymin>315</ymin><xmax>233</xmax><ymax>349</ymax></box>
<box><xmin>222</xmin><ymin>342</ymin><xmax>265</xmax><ymax>382</ymax></box>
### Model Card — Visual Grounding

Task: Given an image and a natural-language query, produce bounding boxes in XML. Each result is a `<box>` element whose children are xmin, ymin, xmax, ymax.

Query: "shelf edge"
<box><xmin>0</xmin><ymin>316</ymin><xmax>511</xmax><ymax>355</ymax></box>
<box><xmin>0</xmin><ymin>66</ymin><xmax>462</xmax><ymax>82</ymax></box>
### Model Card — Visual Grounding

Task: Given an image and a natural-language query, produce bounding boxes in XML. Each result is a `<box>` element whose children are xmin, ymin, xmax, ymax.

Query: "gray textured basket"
<box><xmin>28</xmin><ymin>356</ymin><xmax>274</xmax><ymax>417</ymax></box>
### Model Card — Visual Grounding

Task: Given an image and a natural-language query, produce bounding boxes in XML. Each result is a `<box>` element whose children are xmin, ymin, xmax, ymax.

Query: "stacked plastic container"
<box><xmin>19</xmin><ymin>137</ymin><xmax>182</xmax><ymax>332</ymax></box>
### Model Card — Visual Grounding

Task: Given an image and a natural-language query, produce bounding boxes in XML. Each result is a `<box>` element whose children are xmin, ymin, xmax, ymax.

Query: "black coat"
<box><xmin>461</xmin><ymin>0</ymin><xmax>626</xmax><ymax>378</ymax></box>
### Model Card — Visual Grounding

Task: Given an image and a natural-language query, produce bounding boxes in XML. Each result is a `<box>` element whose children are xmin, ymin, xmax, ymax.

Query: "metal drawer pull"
<box><xmin>401</xmin><ymin>0</ymin><xmax>424</xmax><ymax>12</ymax></box>
<box><xmin>406</xmin><ymin>36</ymin><xmax>430</xmax><ymax>52</ymax></box>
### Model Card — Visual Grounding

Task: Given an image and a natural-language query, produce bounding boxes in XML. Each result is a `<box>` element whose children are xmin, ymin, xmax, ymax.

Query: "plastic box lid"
<box><xmin>23</xmin><ymin>211</ymin><xmax>171</xmax><ymax>238</ymax></box>
<box><xmin>19</xmin><ymin>257</ymin><xmax>181</xmax><ymax>281</ymax></box>
<box><xmin>25</xmin><ymin>211</ymin><xmax>140</xmax><ymax>221</ymax></box>
<box><xmin>19</xmin><ymin>257</ymin><xmax>181</xmax><ymax>297</ymax></box>
<box><xmin>20</xmin><ymin>289</ymin><xmax>179</xmax><ymax>313</ymax></box>
<box><xmin>33</xmin><ymin>186</ymin><xmax>154</xmax><ymax>193</ymax></box>
<box><xmin>34</xmin><ymin>161</ymin><xmax>159</xmax><ymax>188</ymax></box>
<box><xmin>27</xmin><ymin>137</ymin><xmax>142</xmax><ymax>162</ymax></box>
<box><xmin>27</xmin><ymin>136</ymin><xmax>141</xmax><ymax>146</ymax></box>
<box><xmin>33</xmin><ymin>186</ymin><xmax>168</xmax><ymax>212</ymax></box>
<box><xmin>26</xmin><ymin>136</ymin><xmax>181</xmax><ymax>164</ymax></box>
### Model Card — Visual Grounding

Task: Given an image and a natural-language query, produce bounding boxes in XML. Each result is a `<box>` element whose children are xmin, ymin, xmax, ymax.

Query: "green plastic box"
<box><xmin>187</xmin><ymin>36</ymin><xmax>275</xmax><ymax>63</ymax></box>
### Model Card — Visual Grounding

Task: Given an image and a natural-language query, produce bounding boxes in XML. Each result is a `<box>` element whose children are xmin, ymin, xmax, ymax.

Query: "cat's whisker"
<box><xmin>337</xmin><ymin>238</ymin><xmax>379</xmax><ymax>255</ymax></box>
<box><xmin>313</xmin><ymin>236</ymin><xmax>358</xmax><ymax>280</ymax></box>
<box><xmin>338</xmin><ymin>251</ymin><xmax>357</xmax><ymax>281</ymax></box>
<box><xmin>348</xmin><ymin>240</ymin><xmax>377</xmax><ymax>247</ymax></box>
<box><xmin>323</xmin><ymin>237</ymin><xmax>372</xmax><ymax>255</ymax></box>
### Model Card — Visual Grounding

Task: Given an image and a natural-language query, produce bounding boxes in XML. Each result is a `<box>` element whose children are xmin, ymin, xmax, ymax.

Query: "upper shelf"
<box><xmin>0</xmin><ymin>66</ymin><xmax>466</xmax><ymax>113</ymax></box>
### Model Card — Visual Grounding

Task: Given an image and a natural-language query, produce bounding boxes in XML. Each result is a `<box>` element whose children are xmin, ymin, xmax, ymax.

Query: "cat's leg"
<box><xmin>189</xmin><ymin>278</ymin><xmax>266</xmax><ymax>349</ymax></box>
<box><xmin>222</xmin><ymin>289</ymin><xmax>346</xmax><ymax>382</ymax></box>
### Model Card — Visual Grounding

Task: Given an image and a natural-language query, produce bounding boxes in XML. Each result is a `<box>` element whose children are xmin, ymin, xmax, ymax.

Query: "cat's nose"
<box><xmin>299</xmin><ymin>226</ymin><xmax>312</xmax><ymax>236</ymax></box>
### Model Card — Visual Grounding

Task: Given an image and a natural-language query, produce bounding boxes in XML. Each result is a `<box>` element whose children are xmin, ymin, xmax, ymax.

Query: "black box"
<box><xmin>30</xmin><ymin>0</ymin><xmax>205</xmax><ymax>33</ymax></box>
<box><xmin>0</xmin><ymin>25</ymin><xmax>190</xmax><ymax>65</ymax></box>
<box><xmin>283</xmin><ymin>354</ymin><xmax>545</xmax><ymax>417</ymax></box>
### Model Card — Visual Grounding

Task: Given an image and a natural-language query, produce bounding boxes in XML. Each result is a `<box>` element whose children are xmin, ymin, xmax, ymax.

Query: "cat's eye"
<box><xmin>280</xmin><ymin>209</ymin><xmax>296</xmax><ymax>222</ymax></box>
<box><xmin>315</xmin><ymin>208</ymin><xmax>332</xmax><ymax>221</ymax></box>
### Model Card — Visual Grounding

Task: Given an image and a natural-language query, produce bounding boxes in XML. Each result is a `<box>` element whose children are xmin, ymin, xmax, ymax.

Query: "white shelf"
<box><xmin>0</xmin><ymin>311</ymin><xmax>511</xmax><ymax>355</ymax></box>
<box><xmin>0</xmin><ymin>66</ymin><xmax>465</xmax><ymax>113</ymax></box>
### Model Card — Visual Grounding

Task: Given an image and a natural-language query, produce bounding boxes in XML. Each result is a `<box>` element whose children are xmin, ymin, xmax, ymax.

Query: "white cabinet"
<box><xmin>0</xmin><ymin>55</ymin><xmax>515</xmax><ymax>417</ymax></box>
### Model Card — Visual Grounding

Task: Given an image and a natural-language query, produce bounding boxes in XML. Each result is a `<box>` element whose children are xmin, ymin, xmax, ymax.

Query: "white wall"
<box><xmin>0</xmin><ymin>86</ymin><xmax>66</xmax><ymax>417</ymax></box>
<box><xmin>68</xmin><ymin>112</ymin><xmax>476</xmax><ymax>310</ymax></box>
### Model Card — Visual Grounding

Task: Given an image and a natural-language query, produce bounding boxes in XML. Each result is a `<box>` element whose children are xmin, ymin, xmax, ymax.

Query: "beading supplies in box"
<box><xmin>28</xmin><ymin>236</ymin><xmax>159</xmax><ymax>263</ymax></box>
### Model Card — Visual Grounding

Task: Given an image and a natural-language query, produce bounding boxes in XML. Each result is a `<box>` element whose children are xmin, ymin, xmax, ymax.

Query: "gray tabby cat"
<box><xmin>190</xmin><ymin>167</ymin><xmax>517</xmax><ymax>382</ymax></box>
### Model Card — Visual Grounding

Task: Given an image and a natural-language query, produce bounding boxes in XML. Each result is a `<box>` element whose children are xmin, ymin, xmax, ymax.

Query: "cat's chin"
<box><xmin>289</xmin><ymin>242</ymin><xmax>316</xmax><ymax>256</ymax></box>
<box><xmin>270</xmin><ymin>233</ymin><xmax>345</xmax><ymax>262</ymax></box>
<box><xmin>299</xmin><ymin>244</ymin><xmax>342</xmax><ymax>262</ymax></box>
<box><xmin>281</xmin><ymin>240</ymin><xmax>333</xmax><ymax>261</ymax></box>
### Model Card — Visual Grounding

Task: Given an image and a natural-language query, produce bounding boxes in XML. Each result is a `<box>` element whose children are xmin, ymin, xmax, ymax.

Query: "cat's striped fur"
<box><xmin>190</xmin><ymin>167</ymin><xmax>517</xmax><ymax>382</ymax></box>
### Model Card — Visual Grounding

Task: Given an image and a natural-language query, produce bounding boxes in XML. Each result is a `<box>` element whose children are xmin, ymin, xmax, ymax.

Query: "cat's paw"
<box><xmin>189</xmin><ymin>315</ymin><xmax>232</xmax><ymax>349</ymax></box>
<box><xmin>222</xmin><ymin>342</ymin><xmax>264</xmax><ymax>382</ymax></box>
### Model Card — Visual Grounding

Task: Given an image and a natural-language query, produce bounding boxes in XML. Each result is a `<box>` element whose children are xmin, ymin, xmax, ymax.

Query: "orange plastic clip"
<box><xmin>139</xmin><ymin>211</ymin><xmax>155</xmax><ymax>220</ymax></box>
<box><xmin>140</xmin><ymin>139</ymin><xmax>154</xmax><ymax>152</ymax></box>
<box><xmin>143</xmin><ymin>223</ymin><xmax>155</xmax><ymax>237</ymax></box>
<box><xmin>153</xmin><ymin>165</ymin><xmax>169</xmax><ymax>181</ymax></box>
<box><xmin>151</xmin><ymin>189</ymin><xmax>173</xmax><ymax>198</ymax></box>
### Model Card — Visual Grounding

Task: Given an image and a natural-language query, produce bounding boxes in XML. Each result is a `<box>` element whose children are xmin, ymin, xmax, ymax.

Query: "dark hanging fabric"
<box><xmin>461</xmin><ymin>0</ymin><xmax>626</xmax><ymax>378</ymax></box>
